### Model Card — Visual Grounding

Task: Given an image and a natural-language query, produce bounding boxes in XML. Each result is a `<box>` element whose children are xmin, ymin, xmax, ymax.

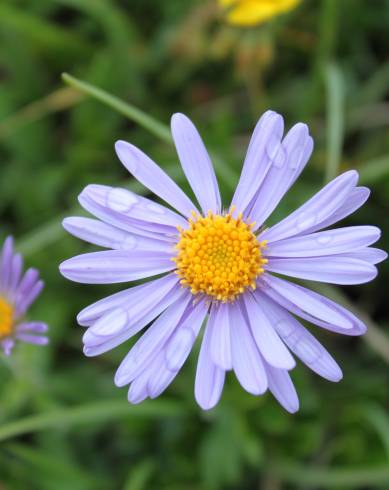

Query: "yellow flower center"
<box><xmin>174</xmin><ymin>210</ymin><xmax>267</xmax><ymax>302</ymax></box>
<box><xmin>0</xmin><ymin>297</ymin><xmax>13</xmax><ymax>339</ymax></box>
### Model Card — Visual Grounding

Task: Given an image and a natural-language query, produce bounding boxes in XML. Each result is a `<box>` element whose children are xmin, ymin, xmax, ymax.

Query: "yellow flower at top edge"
<box><xmin>219</xmin><ymin>0</ymin><xmax>301</xmax><ymax>27</ymax></box>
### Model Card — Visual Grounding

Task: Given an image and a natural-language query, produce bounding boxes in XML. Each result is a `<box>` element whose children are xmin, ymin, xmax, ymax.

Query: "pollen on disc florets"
<box><xmin>173</xmin><ymin>209</ymin><xmax>267</xmax><ymax>302</ymax></box>
<box><xmin>0</xmin><ymin>297</ymin><xmax>13</xmax><ymax>339</ymax></box>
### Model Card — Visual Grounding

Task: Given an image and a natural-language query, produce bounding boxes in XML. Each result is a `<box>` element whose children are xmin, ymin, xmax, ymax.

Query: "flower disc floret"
<box><xmin>0</xmin><ymin>298</ymin><xmax>13</xmax><ymax>339</ymax></box>
<box><xmin>174</xmin><ymin>210</ymin><xmax>267</xmax><ymax>301</ymax></box>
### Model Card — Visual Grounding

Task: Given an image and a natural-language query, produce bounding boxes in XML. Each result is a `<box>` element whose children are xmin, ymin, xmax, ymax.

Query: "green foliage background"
<box><xmin>0</xmin><ymin>0</ymin><xmax>388</xmax><ymax>488</ymax></box>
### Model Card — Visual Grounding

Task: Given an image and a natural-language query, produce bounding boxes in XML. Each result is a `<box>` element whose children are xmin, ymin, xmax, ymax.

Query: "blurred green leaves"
<box><xmin>0</xmin><ymin>399</ymin><xmax>183</xmax><ymax>442</ymax></box>
<box><xmin>0</xmin><ymin>0</ymin><xmax>388</xmax><ymax>489</ymax></box>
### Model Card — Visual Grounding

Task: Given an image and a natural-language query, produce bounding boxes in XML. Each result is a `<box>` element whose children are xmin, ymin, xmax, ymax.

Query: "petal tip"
<box><xmin>286</xmin><ymin>401</ymin><xmax>300</xmax><ymax>414</ymax></box>
<box><xmin>114</xmin><ymin>371</ymin><xmax>128</xmax><ymax>388</ymax></box>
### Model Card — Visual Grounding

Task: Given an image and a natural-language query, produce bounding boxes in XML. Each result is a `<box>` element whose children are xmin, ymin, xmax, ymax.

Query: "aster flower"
<box><xmin>60</xmin><ymin>111</ymin><xmax>386</xmax><ymax>412</ymax></box>
<box><xmin>219</xmin><ymin>0</ymin><xmax>301</xmax><ymax>27</ymax></box>
<box><xmin>0</xmin><ymin>236</ymin><xmax>48</xmax><ymax>355</ymax></box>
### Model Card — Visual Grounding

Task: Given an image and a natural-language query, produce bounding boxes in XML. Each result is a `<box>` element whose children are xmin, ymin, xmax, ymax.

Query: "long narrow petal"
<box><xmin>14</xmin><ymin>268</ymin><xmax>39</xmax><ymax>299</ymax></box>
<box><xmin>9</xmin><ymin>253</ymin><xmax>23</xmax><ymax>296</ymax></box>
<box><xmin>266</xmin><ymin>256</ymin><xmax>377</xmax><ymax>284</ymax></box>
<box><xmin>261</xmin><ymin>278</ymin><xmax>366</xmax><ymax>336</ymax></box>
<box><xmin>83</xmin><ymin>285</ymin><xmax>188</xmax><ymax>357</ymax></box>
<box><xmin>265</xmin><ymin>226</ymin><xmax>381</xmax><ymax>258</ymax></box>
<box><xmin>80</xmin><ymin>184</ymin><xmax>185</xmax><ymax>234</ymax></box>
<box><xmin>243</xmin><ymin>293</ymin><xmax>295</xmax><ymax>369</ymax></box>
<box><xmin>229</xmin><ymin>301</ymin><xmax>268</xmax><ymax>395</ymax></box>
<box><xmin>249</xmin><ymin>123</ymin><xmax>313</xmax><ymax>230</ymax></box>
<box><xmin>115</xmin><ymin>140</ymin><xmax>198</xmax><ymax>217</ymax></box>
<box><xmin>127</xmin><ymin>371</ymin><xmax>149</xmax><ymax>404</ymax></box>
<box><xmin>260</xmin><ymin>171</ymin><xmax>359</xmax><ymax>243</ymax></box>
<box><xmin>259</xmin><ymin>294</ymin><xmax>343</xmax><ymax>382</ymax></box>
<box><xmin>171</xmin><ymin>113</ymin><xmax>221</xmax><ymax>215</ymax></box>
<box><xmin>114</xmin><ymin>294</ymin><xmax>191</xmax><ymax>387</ymax></box>
<box><xmin>231</xmin><ymin>111</ymin><xmax>284</xmax><ymax>214</ymax></box>
<box><xmin>338</xmin><ymin>248</ymin><xmax>388</xmax><ymax>265</ymax></box>
<box><xmin>78</xmin><ymin>186</ymin><xmax>174</xmax><ymax>240</ymax></box>
<box><xmin>195</xmin><ymin>321</ymin><xmax>225</xmax><ymax>410</ymax></box>
<box><xmin>0</xmin><ymin>236</ymin><xmax>14</xmax><ymax>291</ymax></box>
<box><xmin>15</xmin><ymin>280</ymin><xmax>44</xmax><ymax>316</ymax></box>
<box><xmin>261</xmin><ymin>274</ymin><xmax>352</xmax><ymax>329</ymax></box>
<box><xmin>86</xmin><ymin>276</ymin><xmax>180</xmax><ymax>337</ymax></box>
<box><xmin>136</xmin><ymin>351</ymin><xmax>166</xmax><ymax>400</ymax></box>
<box><xmin>164</xmin><ymin>300</ymin><xmax>208</xmax><ymax>373</ymax></box>
<box><xmin>295</xmin><ymin>186</ymin><xmax>371</xmax><ymax>236</ymax></box>
<box><xmin>16</xmin><ymin>322</ymin><xmax>48</xmax><ymax>333</ymax></box>
<box><xmin>16</xmin><ymin>333</ymin><xmax>49</xmax><ymax>345</ymax></box>
<box><xmin>59</xmin><ymin>250</ymin><xmax>175</xmax><ymax>284</ymax></box>
<box><xmin>63</xmin><ymin>217</ymin><xmax>175</xmax><ymax>253</ymax></box>
<box><xmin>78</xmin><ymin>273</ymin><xmax>179</xmax><ymax>326</ymax></box>
<box><xmin>265</xmin><ymin>364</ymin><xmax>299</xmax><ymax>413</ymax></box>
<box><xmin>127</xmin><ymin>300</ymin><xmax>208</xmax><ymax>402</ymax></box>
<box><xmin>146</xmin><ymin>300</ymin><xmax>209</xmax><ymax>398</ymax></box>
<box><xmin>210</xmin><ymin>303</ymin><xmax>232</xmax><ymax>370</ymax></box>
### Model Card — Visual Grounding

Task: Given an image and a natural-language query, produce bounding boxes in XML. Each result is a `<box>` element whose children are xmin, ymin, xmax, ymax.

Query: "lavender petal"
<box><xmin>114</xmin><ymin>293</ymin><xmax>192</xmax><ymax>387</ymax></box>
<box><xmin>171</xmin><ymin>113</ymin><xmax>221</xmax><ymax>215</ymax></box>
<box><xmin>63</xmin><ymin>217</ymin><xmax>175</xmax><ymax>253</ymax></box>
<box><xmin>231</xmin><ymin>111</ymin><xmax>284</xmax><ymax>214</ymax></box>
<box><xmin>265</xmin><ymin>363</ymin><xmax>299</xmax><ymax>413</ymax></box>
<box><xmin>260</xmin><ymin>171</ymin><xmax>359</xmax><ymax>243</ymax></box>
<box><xmin>210</xmin><ymin>303</ymin><xmax>232</xmax><ymax>370</ymax></box>
<box><xmin>259</xmin><ymin>294</ymin><xmax>343</xmax><ymax>382</ymax></box>
<box><xmin>229</xmin><ymin>300</ymin><xmax>268</xmax><ymax>395</ymax></box>
<box><xmin>195</xmin><ymin>320</ymin><xmax>225</xmax><ymax>410</ymax></box>
<box><xmin>115</xmin><ymin>140</ymin><xmax>198</xmax><ymax>217</ymax></box>
<box><xmin>59</xmin><ymin>250</ymin><xmax>175</xmax><ymax>284</ymax></box>
<box><xmin>243</xmin><ymin>292</ymin><xmax>295</xmax><ymax>369</ymax></box>
<box><xmin>77</xmin><ymin>273</ymin><xmax>178</xmax><ymax>326</ymax></box>
<box><xmin>266</xmin><ymin>256</ymin><xmax>377</xmax><ymax>285</ymax></box>
<box><xmin>261</xmin><ymin>274</ymin><xmax>353</xmax><ymax>329</ymax></box>
<box><xmin>249</xmin><ymin>123</ymin><xmax>313</xmax><ymax>230</ymax></box>
<box><xmin>265</xmin><ymin>226</ymin><xmax>381</xmax><ymax>258</ymax></box>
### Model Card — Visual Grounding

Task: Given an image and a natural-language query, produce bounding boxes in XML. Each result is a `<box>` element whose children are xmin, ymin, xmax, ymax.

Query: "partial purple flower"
<box><xmin>60</xmin><ymin>111</ymin><xmax>387</xmax><ymax>412</ymax></box>
<box><xmin>0</xmin><ymin>236</ymin><xmax>48</xmax><ymax>355</ymax></box>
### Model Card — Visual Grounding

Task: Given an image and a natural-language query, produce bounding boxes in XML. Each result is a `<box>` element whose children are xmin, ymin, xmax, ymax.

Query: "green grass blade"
<box><xmin>0</xmin><ymin>399</ymin><xmax>183</xmax><ymax>442</ymax></box>
<box><xmin>325</xmin><ymin>62</ymin><xmax>344</xmax><ymax>182</ymax></box>
<box><xmin>62</xmin><ymin>73</ymin><xmax>171</xmax><ymax>144</ymax></box>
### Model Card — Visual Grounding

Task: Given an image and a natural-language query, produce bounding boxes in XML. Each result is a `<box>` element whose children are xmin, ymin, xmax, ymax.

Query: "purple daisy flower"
<box><xmin>60</xmin><ymin>111</ymin><xmax>386</xmax><ymax>412</ymax></box>
<box><xmin>0</xmin><ymin>236</ymin><xmax>48</xmax><ymax>355</ymax></box>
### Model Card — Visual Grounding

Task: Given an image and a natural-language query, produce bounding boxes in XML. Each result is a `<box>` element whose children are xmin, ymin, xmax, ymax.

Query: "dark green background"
<box><xmin>0</xmin><ymin>1</ymin><xmax>388</xmax><ymax>488</ymax></box>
